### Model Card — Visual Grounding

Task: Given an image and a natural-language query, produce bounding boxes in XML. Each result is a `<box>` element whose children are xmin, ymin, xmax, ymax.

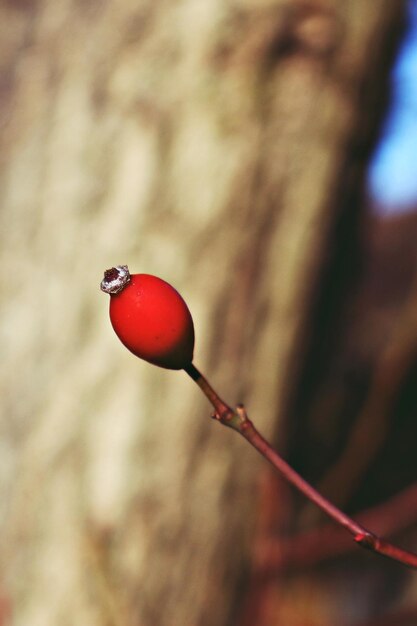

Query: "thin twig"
<box><xmin>184</xmin><ymin>362</ymin><xmax>417</xmax><ymax>570</ymax></box>
<box><xmin>256</xmin><ymin>480</ymin><xmax>417</xmax><ymax>573</ymax></box>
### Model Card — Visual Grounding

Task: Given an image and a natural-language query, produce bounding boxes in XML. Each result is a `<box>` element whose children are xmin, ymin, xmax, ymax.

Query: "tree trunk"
<box><xmin>0</xmin><ymin>1</ymin><xmax>408</xmax><ymax>625</ymax></box>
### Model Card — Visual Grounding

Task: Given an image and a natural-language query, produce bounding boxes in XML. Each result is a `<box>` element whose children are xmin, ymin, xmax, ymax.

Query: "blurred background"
<box><xmin>1</xmin><ymin>1</ymin><xmax>417</xmax><ymax>625</ymax></box>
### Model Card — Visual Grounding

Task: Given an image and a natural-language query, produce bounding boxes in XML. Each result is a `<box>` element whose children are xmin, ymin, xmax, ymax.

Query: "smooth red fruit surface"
<box><xmin>106</xmin><ymin>272</ymin><xmax>194</xmax><ymax>369</ymax></box>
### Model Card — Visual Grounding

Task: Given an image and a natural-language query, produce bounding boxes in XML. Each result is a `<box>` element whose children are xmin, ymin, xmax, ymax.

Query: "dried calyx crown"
<box><xmin>100</xmin><ymin>265</ymin><xmax>131</xmax><ymax>294</ymax></box>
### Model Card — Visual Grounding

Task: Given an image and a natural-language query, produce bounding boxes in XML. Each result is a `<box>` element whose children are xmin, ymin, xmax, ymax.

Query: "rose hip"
<box><xmin>101</xmin><ymin>265</ymin><xmax>195</xmax><ymax>370</ymax></box>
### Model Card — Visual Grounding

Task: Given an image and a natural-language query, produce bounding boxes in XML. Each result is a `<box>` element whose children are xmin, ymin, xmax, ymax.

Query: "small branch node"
<box><xmin>354</xmin><ymin>532</ymin><xmax>376</xmax><ymax>550</ymax></box>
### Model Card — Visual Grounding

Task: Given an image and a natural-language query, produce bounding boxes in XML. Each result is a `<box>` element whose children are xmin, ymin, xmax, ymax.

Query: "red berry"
<box><xmin>100</xmin><ymin>266</ymin><xmax>195</xmax><ymax>370</ymax></box>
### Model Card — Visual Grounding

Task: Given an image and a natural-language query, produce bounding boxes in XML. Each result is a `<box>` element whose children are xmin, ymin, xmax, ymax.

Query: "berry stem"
<box><xmin>184</xmin><ymin>362</ymin><xmax>233</xmax><ymax>420</ymax></box>
<box><xmin>184</xmin><ymin>363</ymin><xmax>417</xmax><ymax>569</ymax></box>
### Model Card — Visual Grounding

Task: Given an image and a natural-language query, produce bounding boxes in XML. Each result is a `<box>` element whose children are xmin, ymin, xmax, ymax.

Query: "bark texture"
<box><xmin>0</xmin><ymin>1</ymin><xmax>410</xmax><ymax>625</ymax></box>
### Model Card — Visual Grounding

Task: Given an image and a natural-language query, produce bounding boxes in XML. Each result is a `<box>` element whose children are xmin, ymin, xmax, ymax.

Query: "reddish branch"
<box><xmin>184</xmin><ymin>363</ymin><xmax>417</xmax><ymax>570</ymax></box>
<box><xmin>255</xmin><ymin>481</ymin><xmax>417</xmax><ymax>573</ymax></box>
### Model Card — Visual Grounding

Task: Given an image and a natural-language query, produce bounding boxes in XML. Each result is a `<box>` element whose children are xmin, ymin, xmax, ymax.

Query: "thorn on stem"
<box><xmin>236</xmin><ymin>404</ymin><xmax>248</xmax><ymax>423</ymax></box>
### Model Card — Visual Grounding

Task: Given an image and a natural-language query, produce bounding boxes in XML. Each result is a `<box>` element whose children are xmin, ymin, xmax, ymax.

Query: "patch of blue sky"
<box><xmin>368</xmin><ymin>0</ymin><xmax>417</xmax><ymax>213</ymax></box>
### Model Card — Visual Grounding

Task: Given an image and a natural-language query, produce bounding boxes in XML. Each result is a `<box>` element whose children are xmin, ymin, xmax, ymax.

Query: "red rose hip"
<box><xmin>100</xmin><ymin>265</ymin><xmax>195</xmax><ymax>370</ymax></box>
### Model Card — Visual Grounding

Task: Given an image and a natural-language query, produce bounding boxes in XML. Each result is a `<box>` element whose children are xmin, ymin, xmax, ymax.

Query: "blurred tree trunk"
<box><xmin>0</xmin><ymin>1</ymin><xmax>409</xmax><ymax>626</ymax></box>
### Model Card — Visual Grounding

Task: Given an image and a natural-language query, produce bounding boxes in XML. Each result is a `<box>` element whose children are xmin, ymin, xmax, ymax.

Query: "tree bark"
<box><xmin>0</xmin><ymin>1</ymin><xmax>408</xmax><ymax>625</ymax></box>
